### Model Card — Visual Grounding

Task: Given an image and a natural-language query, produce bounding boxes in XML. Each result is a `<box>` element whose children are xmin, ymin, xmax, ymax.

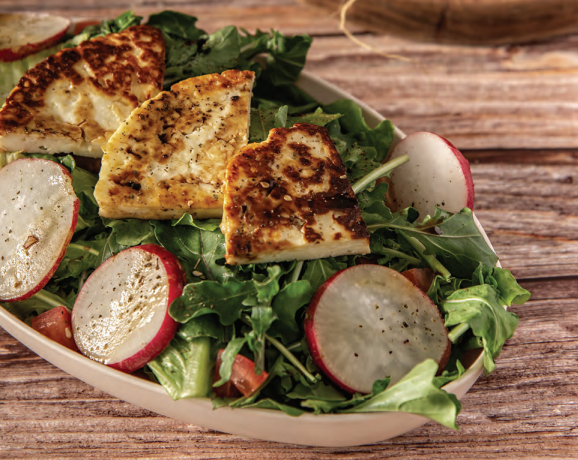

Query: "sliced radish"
<box><xmin>0</xmin><ymin>14</ymin><xmax>70</xmax><ymax>62</ymax></box>
<box><xmin>72</xmin><ymin>244</ymin><xmax>185</xmax><ymax>373</ymax></box>
<box><xmin>304</xmin><ymin>264</ymin><xmax>450</xmax><ymax>394</ymax></box>
<box><xmin>388</xmin><ymin>132</ymin><xmax>474</xmax><ymax>219</ymax></box>
<box><xmin>0</xmin><ymin>158</ymin><xmax>79</xmax><ymax>302</ymax></box>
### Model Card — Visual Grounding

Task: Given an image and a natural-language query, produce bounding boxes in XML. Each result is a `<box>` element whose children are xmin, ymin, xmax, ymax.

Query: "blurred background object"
<box><xmin>303</xmin><ymin>0</ymin><xmax>578</xmax><ymax>45</ymax></box>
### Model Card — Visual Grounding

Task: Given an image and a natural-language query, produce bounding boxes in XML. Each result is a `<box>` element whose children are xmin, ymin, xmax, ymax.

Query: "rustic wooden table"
<box><xmin>1</xmin><ymin>0</ymin><xmax>577</xmax><ymax>458</ymax></box>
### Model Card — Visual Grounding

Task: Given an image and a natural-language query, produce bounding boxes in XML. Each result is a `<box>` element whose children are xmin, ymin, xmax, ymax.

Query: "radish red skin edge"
<box><xmin>0</xmin><ymin>159</ymin><xmax>80</xmax><ymax>302</ymax></box>
<box><xmin>388</xmin><ymin>132</ymin><xmax>475</xmax><ymax>218</ymax></box>
<box><xmin>304</xmin><ymin>269</ymin><xmax>359</xmax><ymax>394</ymax></box>
<box><xmin>440</xmin><ymin>135</ymin><xmax>475</xmax><ymax>210</ymax></box>
<box><xmin>0</xmin><ymin>14</ymin><xmax>70</xmax><ymax>62</ymax></box>
<box><xmin>72</xmin><ymin>244</ymin><xmax>185</xmax><ymax>374</ymax></box>
<box><xmin>0</xmin><ymin>29</ymin><xmax>67</xmax><ymax>62</ymax></box>
<box><xmin>109</xmin><ymin>244</ymin><xmax>184</xmax><ymax>373</ymax></box>
<box><xmin>304</xmin><ymin>265</ymin><xmax>451</xmax><ymax>394</ymax></box>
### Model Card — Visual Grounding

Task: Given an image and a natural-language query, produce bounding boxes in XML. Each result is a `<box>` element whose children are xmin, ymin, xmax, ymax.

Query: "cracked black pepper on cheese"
<box><xmin>0</xmin><ymin>25</ymin><xmax>165</xmax><ymax>158</ymax></box>
<box><xmin>95</xmin><ymin>69</ymin><xmax>255</xmax><ymax>220</ymax></box>
<box><xmin>220</xmin><ymin>123</ymin><xmax>370</xmax><ymax>265</ymax></box>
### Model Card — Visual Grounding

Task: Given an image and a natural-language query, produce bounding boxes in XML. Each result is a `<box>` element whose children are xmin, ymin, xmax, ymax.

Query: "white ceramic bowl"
<box><xmin>0</xmin><ymin>70</ymin><xmax>488</xmax><ymax>447</ymax></box>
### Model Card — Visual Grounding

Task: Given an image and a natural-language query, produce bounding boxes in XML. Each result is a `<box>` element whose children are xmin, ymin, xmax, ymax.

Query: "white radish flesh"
<box><xmin>388</xmin><ymin>131</ymin><xmax>474</xmax><ymax>219</ymax></box>
<box><xmin>0</xmin><ymin>158</ymin><xmax>79</xmax><ymax>302</ymax></box>
<box><xmin>305</xmin><ymin>265</ymin><xmax>450</xmax><ymax>394</ymax></box>
<box><xmin>0</xmin><ymin>14</ymin><xmax>70</xmax><ymax>62</ymax></box>
<box><xmin>72</xmin><ymin>245</ymin><xmax>185</xmax><ymax>373</ymax></box>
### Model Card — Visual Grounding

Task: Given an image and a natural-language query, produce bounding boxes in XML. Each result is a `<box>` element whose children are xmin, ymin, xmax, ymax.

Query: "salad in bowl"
<box><xmin>0</xmin><ymin>11</ymin><xmax>530</xmax><ymax>446</ymax></box>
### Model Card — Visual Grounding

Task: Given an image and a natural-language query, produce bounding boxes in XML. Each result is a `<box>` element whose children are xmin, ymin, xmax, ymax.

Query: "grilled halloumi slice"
<box><xmin>0</xmin><ymin>25</ymin><xmax>165</xmax><ymax>158</ymax></box>
<box><xmin>95</xmin><ymin>70</ymin><xmax>255</xmax><ymax>220</ymax></box>
<box><xmin>221</xmin><ymin>124</ymin><xmax>370</xmax><ymax>265</ymax></box>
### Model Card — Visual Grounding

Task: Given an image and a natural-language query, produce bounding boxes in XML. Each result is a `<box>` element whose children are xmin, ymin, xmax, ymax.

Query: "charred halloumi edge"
<box><xmin>0</xmin><ymin>25</ymin><xmax>165</xmax><ymax>158</ymax></box>
<box><xmin>95</xmin><ymin>70</ymin><xmax>255</xmax><ymax>220</ymax></box>
<box><xmin>221</xmin><ymin>123</ymin><xmax>370</xmax><ymax>265</ymax></box>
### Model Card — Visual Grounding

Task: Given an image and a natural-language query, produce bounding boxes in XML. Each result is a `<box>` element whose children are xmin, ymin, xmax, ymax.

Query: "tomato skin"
<box><xmin>213</xmin><ymin>350</ymin><xmax>242</xmax><ymax>398</ymax></box>
<box><xmin>31</xmin><ymin>306</ymin><xmax>79</xmax><ymax>352</ymax></box>
<box><xmin>401</xmin><ymin>268</ymin><xmax>436</xmax><ymax>294</ymax></box>
<box><xmin>70</xmin><ymin>20</ymin><xmax>101</xmax><ymax>35</ymax></box>
<box><xmin>214</xmin><ymin>349</ymin><xmax>268</xmax><ymax>398</ymax></box>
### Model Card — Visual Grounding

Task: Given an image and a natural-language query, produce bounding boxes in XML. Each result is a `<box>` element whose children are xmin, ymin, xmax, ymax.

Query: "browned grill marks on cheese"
<box><xmin>95</xmin><ymin>70</ymin><xmax>254</xmax><ymax>220</ymax></box>
<box><xmin>0</xmin><ymin>25</ymin><xmax>165</xmax><ymax>156</ymax></box>
<box><xmin>221</xmin><ymin>123</ymin><xmax>370</xmax><ymax>264</ymax></box>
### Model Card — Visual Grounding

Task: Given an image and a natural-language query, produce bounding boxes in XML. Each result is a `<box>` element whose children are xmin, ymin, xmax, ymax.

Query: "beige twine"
<box><xmin>338</xmin><ymin>0</ymin><xmax>412</xmax><ymax>62</ymax></box>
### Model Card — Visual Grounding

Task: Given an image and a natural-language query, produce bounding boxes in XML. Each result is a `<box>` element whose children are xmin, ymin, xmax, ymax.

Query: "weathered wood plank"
<box><xmin>2</xmin><ymin>2</ymin><xmax>354</xmax><ymax>36</ymax></box>
<box><xmin>1</xmin><ymin>278</ymin><xmax>577</xmax><ymax>458</ymax></box>
<box><xmin>305</xmin><ymin>33</ymin><xmax>578</xmax><ymax>150</ymax></box>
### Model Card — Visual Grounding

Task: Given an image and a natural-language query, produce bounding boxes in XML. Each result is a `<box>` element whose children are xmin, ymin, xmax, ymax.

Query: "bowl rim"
<box><xmin>0</xmin><ymin>68</ymin><xmax>490</xmax><ymax>447</ymax></box>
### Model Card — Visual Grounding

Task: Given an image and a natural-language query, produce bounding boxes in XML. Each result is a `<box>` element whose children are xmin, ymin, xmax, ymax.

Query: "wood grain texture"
<box><xmin>304</xmin><ymin>0</ymin><xmax>578</xmax><ymax>45</ymax></box>
<box><xmin>2</xmin><ymin>278</ymin><xmax>577</xmax><ymax>459</ymax></box>
<box><xmin>3</xmin><ymin>0</ymin><xmax>578</xmax><ymax>149</ymax></box>
<box><xmin>1</xmin><ymin>0</ymin><xmax>577</xmax><ymax>457</ymax></box>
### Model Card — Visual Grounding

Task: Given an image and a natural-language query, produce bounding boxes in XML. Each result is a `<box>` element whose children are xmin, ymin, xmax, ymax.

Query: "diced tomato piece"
<box><xmin>70</xmin><ymin>20</ymin><xmax>101</xmax><ymax>36</ymax></box>
<box><xmin>214</xmin><ymin>350</ymin><xmax>241</xmax><ymax>398</ymax></box>
<box><xmin>214</xmin><ymin>349</ymin><xmax>268</xmax><ymax>398</ymax></box>
<box><xmin>356</xmin><ymin>256</ymin><xmax>379</xmax><ymax>265</ymax></box>
<box><xmin>31</xmin><ymin>306</ymin><xmax>79</xmax><ymax>352</ymax></box>
<box><xmin>401</xmin><ymin>268</ymin><xmax>436</xmax><ymax>294</ymax></box>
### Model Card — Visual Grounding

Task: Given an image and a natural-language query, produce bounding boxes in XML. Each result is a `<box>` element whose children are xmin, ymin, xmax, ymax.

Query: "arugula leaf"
<box><xmin>368</xmin><ymin>208</ymin><xmax>499</xmax><ymax>279</ymax></box>
<box><xmin>83</xmin><ymin>11</ymin><xmax>142</xmax><ymax>38</ymax></box>
<box><xmin>177</xmin><ymin>314</ymin><xmax>222</xmax><ymax>341</ymax></box>
<box><xmin>172</xmin><ymin>213</ymin><xmax>221</xmax><ymax>232</ymax></box>
<box><xmin>53</xmin><ymin>240</ymin><xmax>106</xmax><ymax>281</ymax></box>
<box><xmin>152</xmin><ymin>220</ymin><xmax>231</xmax><ymax>282</ymax></box>
<box><xmin>302</xmin><ymin>258</ymin><xmax>347</xmax><ymax>292</ymax></box>
<box><xmin>441</xmin><ymin>284</ymin><xmax>519</xmax><ymax>374</ymax></box>
<box><xmin>103</xmin><ymin>218</ymin><xmax>156</xmax><ymax>246</ymax></box>
<box><xmin>170</xmin><ymin>277</ymin><xmax>256</xmax><ymax>325</ymax></box>
<box><xmin>247</xmin><ymin>265</ymin><xmax>284</xmax><ymax>306</ymax></box>
<box><xmin>147</xmin><ymin>11</ymin><xmax>205</xmax><ymax>40</ymax></box>
<box><xmin>249</xmin><ymin>106</ymin><xmax>341</xmax><ymax>143</ymax></box>
<box><xmin>342</xmin><ymin>359</ymin><xmax>461</xmax><ymax>429</ymax></box>
<box><xmin>215</xmin><ymin>336</ymin><xmax>247</xmax><ymax>386</ymax></box>
<box><xmin>324</xmin><ymin>99</ymin><xmax>394</xmax><ymax>163</ymax></box>
<box><xmin>268</xmin><ymin>280</ymin><xmax>315</xmax><ymax>344</ymax></box>
<box><xmin>0</xmin><ymin>290</ymin><xmax>70</xmax><ymax>323</ymax></box>
<box><xmin>258</xmin><ymin>32</ymin><xmax>312</xmax><ymax>87</ymax></box>
<box><xmin>491</xmin><ymin>268</ymin><xmax>531</xmax><ymax>306</ymax></box>
<box><xmin>239</xmin><ymin>398</ymin><xmax>305</xmax><ymax>416</ymax></box>
<box><xmin>286</xmin><ymin>380</ymin><xmax>346</xmax><ymax>404</ymax></box>
<box><xmin>147</xmin><ymin>336</ymin><xmax>213</xmax><ymax>400</ymax></box>
<box><xmin>95</xmin><ymin>231</ymin><xmax>128</xmax><ymax>266</ymax></box>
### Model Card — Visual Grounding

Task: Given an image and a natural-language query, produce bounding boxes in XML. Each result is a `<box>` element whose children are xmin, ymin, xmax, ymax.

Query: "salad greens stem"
<box><xmin>286</xmin><ymin>341</ymin><xmax>302</xmax><ymax>352</ymax></box>
<box><xmin>78</xmin><ymin>270</ymin><xmax>88</xmax><ymax>291</ymax></box>
<box><xmin>377</xmin><ymin>248</ymin><xmax>422</xmax><ymax>265</ymax></box>
<box><xmin>401</xmin><ymin>234</ymin><xmax>452</xmax><ymax>281</ymax></box>
<box><xmin>240</xmin><ymin>316</ymin><xmax>316</xmax><ymax>384</ymax></box>
<box><xmin>33</xmin><ymin>290</ymin><xmax>71</xmax><ymax>312</ymax></box>
<box><xmin>290</xmin><ymin>260</ymin><xmax>304</xmax><ymax>284</ymax></box>
<box><xmin>68</xmin><ymin>243</ymin><xmax>100</xmax><ymax>257</ymax></box>
<box><xmin>448</xmin><ymin>323</ymin><xmax>470</xmax><ymax>343</ymax></box>
<box><xmin>265</xmin><ymin>333</ymin><xmax>318</xmax><ymax>384</ymax></box>
<box><xmin>351</xmin><ymin>154</ymin><xmax>409</xmax><ymax>195</ymax></box>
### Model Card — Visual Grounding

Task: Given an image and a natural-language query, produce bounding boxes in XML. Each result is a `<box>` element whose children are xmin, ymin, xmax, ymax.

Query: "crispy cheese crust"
<box><xmin>221</xmin><ymin>124</ymin><xmax>370</xmax><ymax>265</ymax></box>
<box><xmin>95</xmin><ymin>70</ymin><xmax>255</xmax><ymax>220</ymax></box>
<box><xmin>0</xmin><ymin>25</ymin><xmax>165</xmax><ymax>157</ymax></box>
